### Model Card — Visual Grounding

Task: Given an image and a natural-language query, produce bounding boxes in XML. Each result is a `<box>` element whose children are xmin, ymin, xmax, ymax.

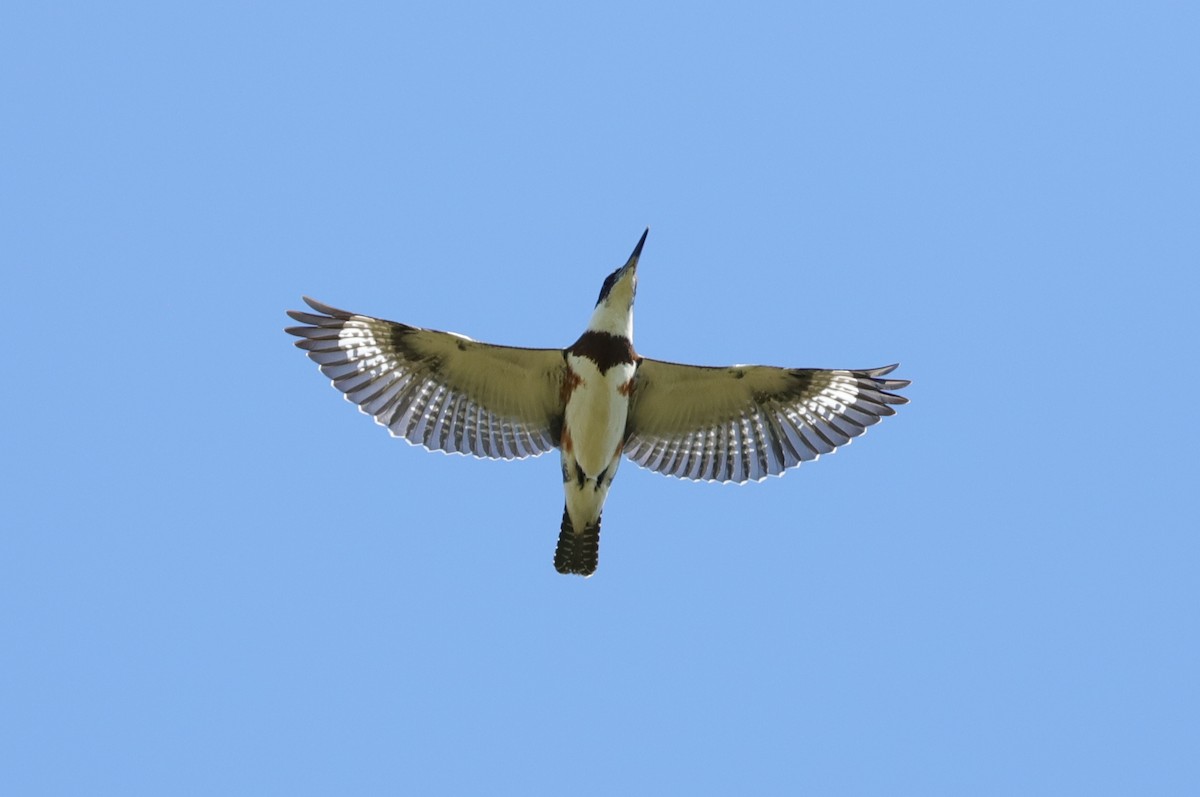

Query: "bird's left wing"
<box><xmin>625</xmin><ymin>359</ymin><xmax>909</xmax><ymax>483</ymax></box>
<box><xmin>286</xmin><ymin>297</ymin><xmax>566</xmax><ymax>459</ymax></box>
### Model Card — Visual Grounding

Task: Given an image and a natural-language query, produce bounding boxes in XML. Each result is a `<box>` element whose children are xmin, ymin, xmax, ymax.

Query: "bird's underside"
<box><xmin>286</xmin><ymin>233</ymin><xmax>909</xmax><ymax>576</ymax></box>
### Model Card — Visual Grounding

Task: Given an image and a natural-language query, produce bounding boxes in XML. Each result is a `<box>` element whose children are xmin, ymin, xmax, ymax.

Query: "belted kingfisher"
<box><xmin>286</xmin><ymin>229</ymin><xmax>909</xmax><ymax>576</ymax></box>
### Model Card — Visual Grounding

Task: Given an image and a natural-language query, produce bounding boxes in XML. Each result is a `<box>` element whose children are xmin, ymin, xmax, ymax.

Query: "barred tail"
<box><xmin>553</xmin><ymin>506</ymin><xmax>601</xmax><ymax>576</ymax></box>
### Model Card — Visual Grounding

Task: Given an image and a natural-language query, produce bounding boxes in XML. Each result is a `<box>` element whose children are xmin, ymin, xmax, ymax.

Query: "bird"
<box><xmin>285</xmin><ymin>229</ymin><xmax>909</xmax><ymax>576</ymax></box>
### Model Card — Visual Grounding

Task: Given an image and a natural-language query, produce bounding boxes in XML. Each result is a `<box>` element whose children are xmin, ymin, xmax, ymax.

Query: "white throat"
<box><xmin>587</xmin><ymin>299</ymin><xmax>634</xmax><ymax>339</ymax></box>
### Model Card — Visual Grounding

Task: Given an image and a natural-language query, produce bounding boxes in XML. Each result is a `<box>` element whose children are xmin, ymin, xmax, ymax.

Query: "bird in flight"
<box><xmin>286</xmin><ymin>229</ymin><xmax>909</xmax><ymax>576</ymax></box>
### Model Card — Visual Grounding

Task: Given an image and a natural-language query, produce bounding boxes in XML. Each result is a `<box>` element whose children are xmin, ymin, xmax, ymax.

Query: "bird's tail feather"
<box><xmin>554</xmin><ymin>506</ymin><xmax>600</xmax><ymax>576</ymax></box>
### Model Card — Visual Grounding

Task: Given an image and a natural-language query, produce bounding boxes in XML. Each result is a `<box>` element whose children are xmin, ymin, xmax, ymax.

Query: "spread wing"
<box><xmin>286</xmin><ymin>297</ymin><xmax>566</xmax><ymax>459</ymax></box>
<box><xmin>624</xmin><ymin>359</ymin><xmax>909</xmax><ymax>483</ymax></box>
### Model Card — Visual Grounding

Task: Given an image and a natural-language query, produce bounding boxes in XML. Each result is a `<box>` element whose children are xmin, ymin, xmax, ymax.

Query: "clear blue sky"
<box><xmin>3</xmin><ymin>2</ymin><xmax>1197</xmax><ymax>794</ymax></box>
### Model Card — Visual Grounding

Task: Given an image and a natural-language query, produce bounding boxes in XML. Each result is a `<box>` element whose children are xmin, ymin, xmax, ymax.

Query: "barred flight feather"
<box><xmin>286</xmin><ymin>297</ymin><xmax>565</xmax><ymax>460</ymax></box>
<box><xmin>624</xmin><ymin>362</ymin><xmax>909</xmax><ymax>483</ymax></box>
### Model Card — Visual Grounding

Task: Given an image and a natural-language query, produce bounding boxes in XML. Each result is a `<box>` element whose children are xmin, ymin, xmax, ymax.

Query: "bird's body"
<box><xmin>286</xmin><ymin>229</ymin><xmax>909</xmax><ymax>576</ymax></box>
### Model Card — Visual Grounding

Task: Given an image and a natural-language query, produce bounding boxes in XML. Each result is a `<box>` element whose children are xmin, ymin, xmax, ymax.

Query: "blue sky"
<box><xmin>3</xmin><ymin>2</ymin><xmax>1197</xmax><ymax>794</ymax></box>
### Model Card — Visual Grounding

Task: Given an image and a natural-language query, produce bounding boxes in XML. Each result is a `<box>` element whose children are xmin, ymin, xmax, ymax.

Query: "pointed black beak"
<box><xmin>625</xmin><ymin>227</ymin><xmax>649</xmax><ymax>268</ymax></box>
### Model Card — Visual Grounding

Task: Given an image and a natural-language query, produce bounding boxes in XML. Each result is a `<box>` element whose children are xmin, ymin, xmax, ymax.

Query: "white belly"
<box><xmin>564</xmin><ymin>354</ymin><xmax>635</xmax><ymax>478</ymax></box>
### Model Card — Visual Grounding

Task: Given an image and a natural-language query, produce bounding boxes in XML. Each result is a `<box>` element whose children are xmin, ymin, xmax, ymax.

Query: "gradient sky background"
<box><xmin>3</xmin><ymin>2</ymin><xmax>1198</xmax><ymax>794</ymax></box>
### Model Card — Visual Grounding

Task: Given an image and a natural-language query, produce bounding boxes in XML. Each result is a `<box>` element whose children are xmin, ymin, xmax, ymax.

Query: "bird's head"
<box><xmin>590</xmin><ymin>229</ymin><xmax>648</xmax><ymax>338</ymax></box>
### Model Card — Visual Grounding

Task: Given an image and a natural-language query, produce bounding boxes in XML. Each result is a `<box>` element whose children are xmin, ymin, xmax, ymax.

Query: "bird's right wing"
<box><xmin>625</xmin><ymin>359</ymin><xmax>909</xmax><ymax>483</ymax></box>
<box><xmin>286</xmin><ymin>297</ymin><xmax>567</xmax><ymax>459</ymax></box>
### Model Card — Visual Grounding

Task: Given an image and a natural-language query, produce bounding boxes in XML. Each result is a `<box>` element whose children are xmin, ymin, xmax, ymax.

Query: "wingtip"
<box><xmin>296</xmin><ymin>296</ymin><xmax>354</xmax><ymax>319</ymax></box>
